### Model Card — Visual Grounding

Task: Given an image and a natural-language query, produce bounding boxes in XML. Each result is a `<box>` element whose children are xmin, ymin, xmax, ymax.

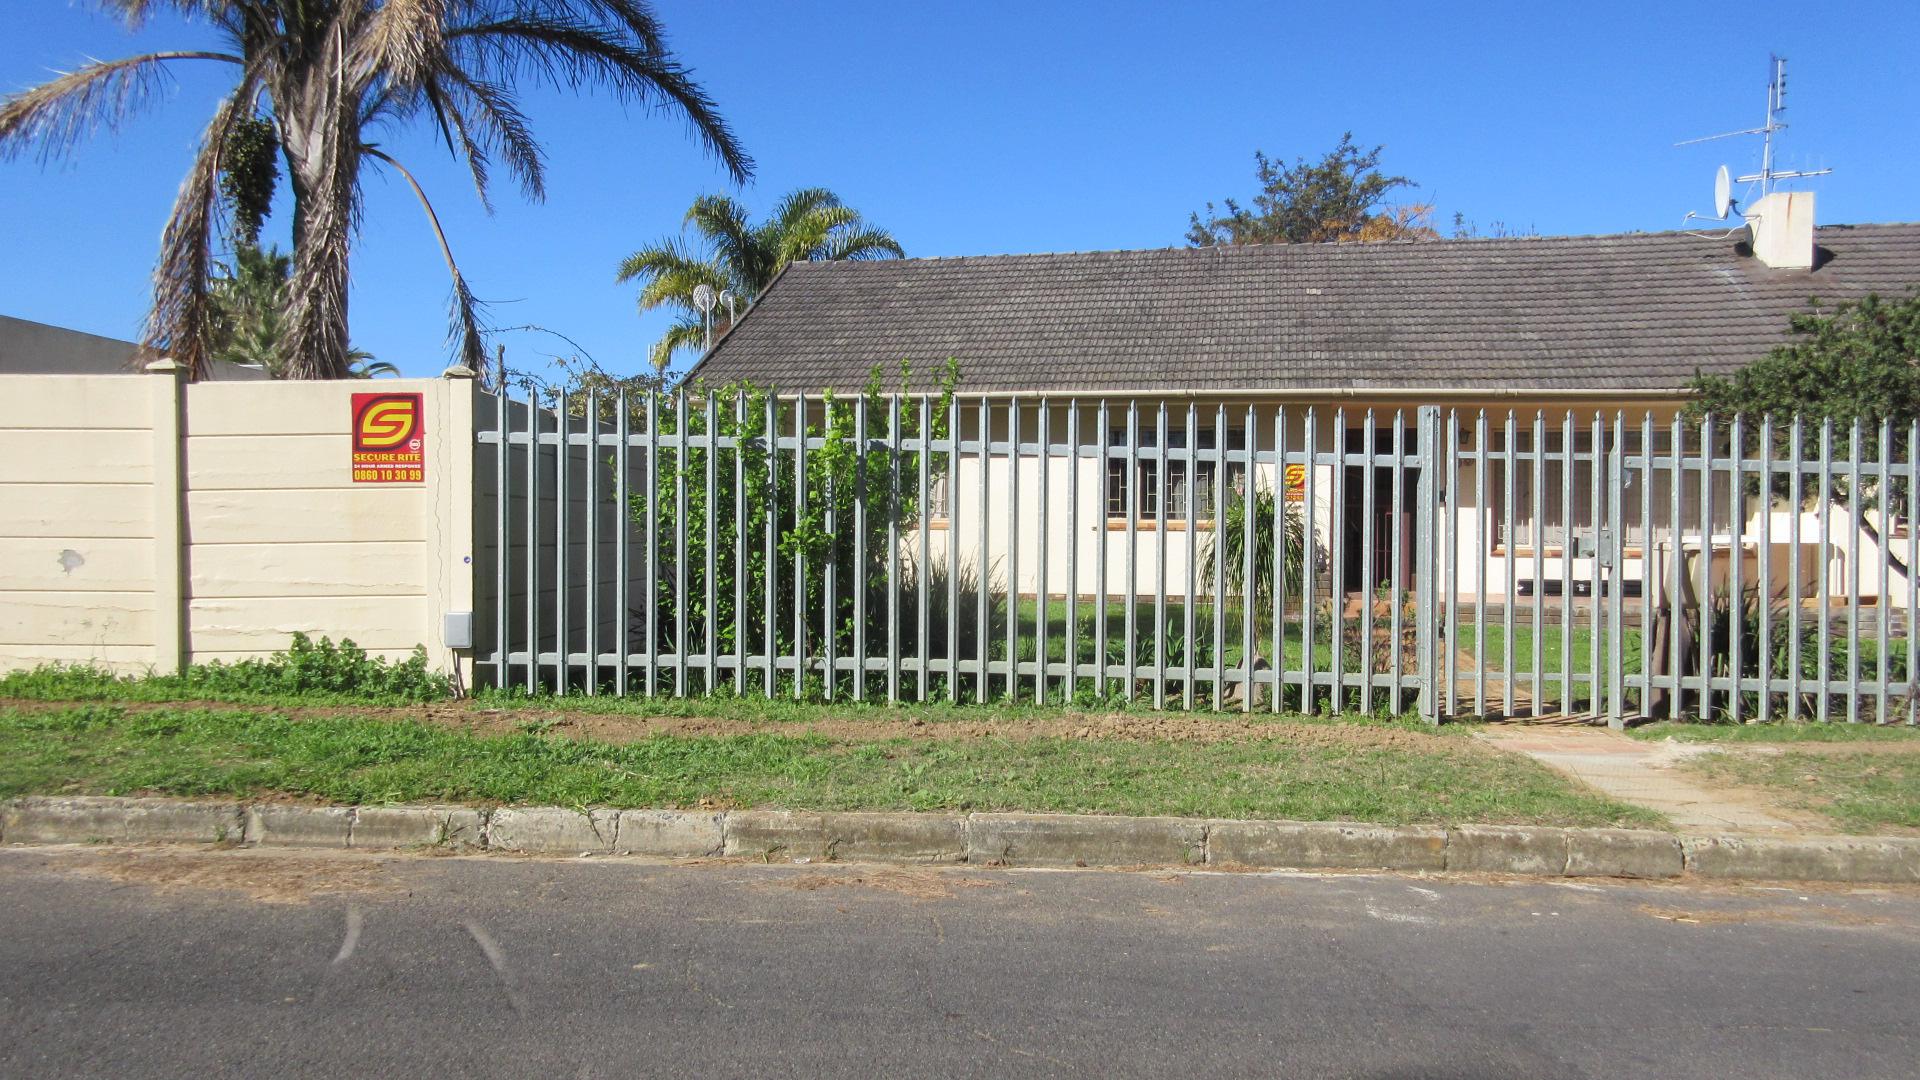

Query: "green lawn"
<box><xmin>0</xmin><ymin>703</ymin><xmax>1658</xmax><ymax>828</ymax></box>
<box><xmin>1009</xmin><ymin>597</ymin><xmax>1325</xmax><ymax>670</ymax></box>
<box><xmin>1449</xmin><ymin>624</ymin><xmax>1644</xmax><ymax>676</ymax></box>
<box><xmin>1011</xmin><ymin>599</ymin><xmax>1648</xmax><ymax>679</ymax></box>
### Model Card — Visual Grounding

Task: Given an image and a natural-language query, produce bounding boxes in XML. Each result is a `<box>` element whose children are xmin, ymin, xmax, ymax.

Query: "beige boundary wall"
<box><xmin>0</xmin><ymin>367</ymin><xmax>476</xmax><ymax>678</ymax></box>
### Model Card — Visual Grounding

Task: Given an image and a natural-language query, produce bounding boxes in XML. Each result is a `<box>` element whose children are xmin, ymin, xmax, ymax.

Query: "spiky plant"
<box><xmin>0</xmin><ymin>1</ymin><xmax>751</xmax><ymax>380</ymax></box>
<box><xmin>617</xmin><ymin>187</ymin><xmax>902</xmax><ymax>372</ymax></box>
<box><xmin>208</xmin><ymin>243</ymin><xmax>292</xmax><ymax>370</ymax></box>
<box><xmin>208</xmin><ymin>244</ymin><xmax>393</xmax><ymax>376</ymax></box>
<box><xmin>1199</xmin><ymin>484</ymin><xmax>1309</xmax><ymax>614</ymax></box>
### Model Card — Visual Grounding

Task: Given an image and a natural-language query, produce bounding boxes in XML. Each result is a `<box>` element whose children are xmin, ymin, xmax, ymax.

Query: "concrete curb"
<box><xmin>5</xmin><ymin>796</ymin><xmax>1919</xmax><ymax>884</ymax></box>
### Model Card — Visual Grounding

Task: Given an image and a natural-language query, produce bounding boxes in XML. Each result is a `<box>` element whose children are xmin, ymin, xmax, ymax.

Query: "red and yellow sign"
<box><xmin>1282</xmin><ymin>463</ymin><xmax>1307</xmax><ymax>502</ymax></box>
<box><xmin>351</xmin><ymin>392</ymin><xmax>425</xmax><ymax>483</ymax></box>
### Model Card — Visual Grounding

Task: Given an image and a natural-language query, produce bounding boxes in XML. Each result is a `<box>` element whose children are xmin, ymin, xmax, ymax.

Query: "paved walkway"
<box><xmin>1477</xmin><ymin>724</ymin><xmax>1827</xmax><ymax>833</ymax></box>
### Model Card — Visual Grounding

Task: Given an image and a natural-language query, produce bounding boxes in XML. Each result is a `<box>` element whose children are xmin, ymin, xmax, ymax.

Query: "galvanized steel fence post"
<box><xmin>472</xmin><ymin>389</ymin><xmax>1916</xmax><ymax>726</ymax></box>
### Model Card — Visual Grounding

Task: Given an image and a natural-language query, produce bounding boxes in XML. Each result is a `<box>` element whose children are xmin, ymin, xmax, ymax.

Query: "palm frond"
<box><xmin>364</xmin><ymin>145</ymin><xmax>487</xmax><ymax>373</ymax></box>
<box><xmin>434</xmin><ymin>68</ymin><xmax>545</xmax><ymax>200</ymax></box>
<box><xmin>97</xmin><ymin>1</ymin><xmax>219</xmax><ymax>30</ymax></box>
<box><xmin>774</xmin><ymin>204</ymin><xmax>861</xmax><ymax>263</ymax></box>
<box><xmin>349</xmin><ymin>356</ymin><xmax>403</xmax><ymax>378</ymax></box>
<box><xmin>557</xmin><ymin>0</ymin><xmax>670</xmax><ymax>52</ymax></box>
<box><xmin>615</xmin><ymin>237</ymin><xmax>702</xmax><ymax>281</ymax></box>
<box><xmin>768</xmin><ymin>186</ymin><xmax>842</xmax><ymax>233</ymax></box>
<box><xmin>447</xmin><ymin>14</ymin><xmax>751</xmax><ymax>182</ymax></box>
<box><xmin>415</xmin><ymin>76</ymin><xmax>496</xmax><ymax>211</ymax></box>
<box><xmin>209</xmin><ymin>242</ymin><xmax>292</xmax><ymax>371</ymax></box>
<box><xmin>683</xmin><ymin>193</ymin><xmax>776</xmax><ymax>288</ymax></box>
<box><xmin>144</xmin><ymin>80</ymin><xmax>258</xmax><ymax>378</ymax></box>
<box><xmin>617</xmin><ymin>238</ymin><xmax>730</xmax><ymax>314</ymax></box>
<box><xmin>819</xmin><ymin>226</ymin><xmax>904</xmax><ymax>262</ymax></box>
<box><xmin>0</xmin><ymin>50</ymin><xmax>241</xmax><ymax>163</ymax></box>
<box><xmin>617</xmin><ymin>239</ymin><xmax>739</xmax><ymax>302</ymax></box>
<box><xmin>650</xmin><ymin>316</ymin><xmax>705</xmax><ymax>373</ymax></box>
<box><xmin>358</xmin><ymin>0</ymin><xmax>451</xmax><ymax>86</ymax></box>
<box><xmin>636</xmin><ymin>262</ymin><xmax>728</xmax><ymax>314</ymax></box>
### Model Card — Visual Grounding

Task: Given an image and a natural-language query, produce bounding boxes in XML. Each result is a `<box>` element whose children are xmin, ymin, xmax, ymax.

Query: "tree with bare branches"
<box><xmin>0</xmin><ymin>1</ymin><xmax>752</xmax><ymax>379</ymax></box>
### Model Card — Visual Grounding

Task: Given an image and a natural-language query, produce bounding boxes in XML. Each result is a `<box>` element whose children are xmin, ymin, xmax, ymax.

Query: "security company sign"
<box><xmin>351</xmin><ymin>392</ymin><xmax>425</xmax><ymax>483</ymax></box>
<box><xmin>1283</xmin><ymin>463</ymin><xmax>1307</xmax><ymax>502</ymax></box>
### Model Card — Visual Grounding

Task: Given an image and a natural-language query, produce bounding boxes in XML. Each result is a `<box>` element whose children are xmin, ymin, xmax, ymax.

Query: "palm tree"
<box><xmin>618</xmin><ymin>188</ymin><xmax>902</xmax><ymax>372</ymax></box>
<box><xmin>209</xmin><ymin>243</ymin><xmax>394</xmax><ymax>376</ymax></box>
<box><xmin>0</xmin><ymin>1</ymin><xmax>751</xmax><ymax>380</ymax></box>
<box><xmin>208</xmin><ymin>244</ymin><xmax>292</xmax><ymax>371</ymax></box>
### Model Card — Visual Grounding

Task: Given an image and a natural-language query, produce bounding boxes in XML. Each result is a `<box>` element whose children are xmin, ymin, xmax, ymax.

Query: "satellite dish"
<box><xmin>692</xmin><ymin>284</ymin><xmax>716</xmax><ymax>314</ymax></box>
<box><xmin>1713</xmin><ymin>165</ymin><xmax>1732</xmax><ymax>218</ymax></box>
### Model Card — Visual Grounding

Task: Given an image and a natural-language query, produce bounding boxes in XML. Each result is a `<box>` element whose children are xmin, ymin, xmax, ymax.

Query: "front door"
<box><xmin>1343</xmin><ymin>427</ymin><xmax>1419</xmax><ymax>597</ymax></box>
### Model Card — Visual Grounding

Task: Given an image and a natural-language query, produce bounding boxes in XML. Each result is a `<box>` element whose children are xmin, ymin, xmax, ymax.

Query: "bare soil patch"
<box><xmin>60</xmin><ymin>847</ymin><xmax>401</xmax><ymax>904</ymax></box>
<box><xmin>766</xmin><ymin>867</ymin><xmax>1004</xmax><ymax>901</ymax></box>
<box><xmin>1635</xmin><ymin>902</ymin><xmax>1892</xmax><ymax>928</ymax></box>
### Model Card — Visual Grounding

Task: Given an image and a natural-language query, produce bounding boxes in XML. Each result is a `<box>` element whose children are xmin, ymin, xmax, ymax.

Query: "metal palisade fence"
<box><xmin>475</xmin><ymin>388</ymin><xmax>1918</xmax><ymax>726</ymax></box>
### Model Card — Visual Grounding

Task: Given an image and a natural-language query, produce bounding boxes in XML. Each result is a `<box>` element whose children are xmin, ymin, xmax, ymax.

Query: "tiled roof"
<box><xmin>686</xmin><ymin>223</ymin><xmax>1920</xmax><ymax>395</ymax></box>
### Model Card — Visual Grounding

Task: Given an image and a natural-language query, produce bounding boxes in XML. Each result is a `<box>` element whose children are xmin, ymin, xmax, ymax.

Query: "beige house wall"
<box><xmin>0</xmin><ymin>369</ymin><xmax>478</xmax><ymax>678</ymax></box>
<box><xmin>923</xmin><ymin>395</ymin><xmax>1903</xmax><ymax>607</ymax></box>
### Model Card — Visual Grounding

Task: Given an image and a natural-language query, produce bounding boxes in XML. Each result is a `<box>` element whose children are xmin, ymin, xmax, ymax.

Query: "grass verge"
<box><xmin>1682</xmin><ymin>751</ymin><xmax>1920</xmax><ymax>833</ymax></box>
<box><xmin>0</xmin><ymin>704</ymin><xmax>1657</xmax><ymax>828</ymax></box>
<box><xmin>1631</xmin><ymin>721</ymin><xmax>1920</xmax><ymax>744</ymax></box>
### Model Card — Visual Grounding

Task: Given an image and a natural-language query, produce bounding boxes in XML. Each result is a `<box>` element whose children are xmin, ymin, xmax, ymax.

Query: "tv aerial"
<box><xmin>692</xmin><ymin>284</ymin><xmax>717</xmax><ymax>350</ymax></box>
<box><xmin>1680</xmin><ymin>54</ymin><xmax>1832</xmax><ymax>224</ymax></box>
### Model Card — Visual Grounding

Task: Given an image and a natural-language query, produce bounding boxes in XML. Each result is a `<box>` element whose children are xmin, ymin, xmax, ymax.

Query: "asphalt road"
<box><xmin>1</xmin><ymin>846</ymin><xmax>1917</xmax><ymax>1079</ymax></box>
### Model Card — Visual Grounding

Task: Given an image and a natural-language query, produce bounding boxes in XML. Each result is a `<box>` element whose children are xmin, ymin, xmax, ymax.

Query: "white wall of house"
<box><xmin>915</xmin><ymin>396</ymin><xmax>1910</xmax><ymax>610</ymax></box>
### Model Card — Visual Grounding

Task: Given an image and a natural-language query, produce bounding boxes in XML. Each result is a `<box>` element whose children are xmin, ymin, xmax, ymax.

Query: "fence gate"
<box><xmin>1431</xmin><ymin>410</ymin><xmax>1624</xmax><ymax>725</ymax></box>
<box><xmin>473</xmin><ymin>389</ymin><xmax>1917</xmax><ymax>726</ymax></box>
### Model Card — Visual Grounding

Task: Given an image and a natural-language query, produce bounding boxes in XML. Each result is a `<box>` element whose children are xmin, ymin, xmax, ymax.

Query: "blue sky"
<box><xmin>3</xmin><ymin>1</ymin><xmax>1917</xmax><ymax>380</ymax></box>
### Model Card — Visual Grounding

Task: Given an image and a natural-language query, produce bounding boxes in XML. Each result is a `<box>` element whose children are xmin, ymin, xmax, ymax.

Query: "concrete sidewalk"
<box><xmin>1476</xmin><ymin>724</ymin><xmax>1829</xmax><ymax>833</ymax></box>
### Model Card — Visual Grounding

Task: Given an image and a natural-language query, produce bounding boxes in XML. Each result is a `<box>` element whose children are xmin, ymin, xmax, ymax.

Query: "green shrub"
<box><xmin>0</xmin><ymin>633</ymin><xmax>452</xmax><ymax>704</ymax></box>
<box><xmin>627</xmin><ymin>360</ymin><xmax>962</xmax><ymax>699</ymax></box>
<box><xmin>183</xmin><ymin>633</ymin><xmax>451</xmax><ymax>701</ymax></box>
<box><xmin>1692</xmin><ymin>596</ymin><xmax>1910</xmax><ymax>723</ymax></box>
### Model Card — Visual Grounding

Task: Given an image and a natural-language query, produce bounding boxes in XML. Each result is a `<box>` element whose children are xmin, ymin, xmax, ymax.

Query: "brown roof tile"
<box><xmin>687</xmin><ymin>223</ymin><xmax>1920</xmax><ymax>395</ymax></box>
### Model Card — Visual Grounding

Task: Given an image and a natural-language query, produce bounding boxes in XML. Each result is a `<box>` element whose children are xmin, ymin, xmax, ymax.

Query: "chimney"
<box><xmin>1744</xmin><ymin>190</ymin><xmax>1816</xmax><ymax>270</ymax></box>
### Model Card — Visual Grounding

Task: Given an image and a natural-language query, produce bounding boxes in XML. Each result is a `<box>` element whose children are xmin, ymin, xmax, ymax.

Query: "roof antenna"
<box><xmin>692</xmin><ymin>284</ymin><xmax>717</xmax><ymax>352</ymax></box>
<box><xmin>1678</xmin><ymin>54</ymin><xmax>1832</xmax><ymax>224</ymax></box>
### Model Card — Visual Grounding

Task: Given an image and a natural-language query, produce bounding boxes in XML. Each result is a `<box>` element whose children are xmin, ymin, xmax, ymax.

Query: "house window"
<box><xmin>1106</xmin><ymin>424</ymin><xmax>1245</xmax><ymax>519</ymax></box>
<box><xmin>929</xmin><ymin>474</ymin><xmax>949</xmax><ymax>519</ymax></box>
<box><xmin>1483</xmin><ymin>425</ymin><xmax>1731</xmax><ymax>551</ymax></box>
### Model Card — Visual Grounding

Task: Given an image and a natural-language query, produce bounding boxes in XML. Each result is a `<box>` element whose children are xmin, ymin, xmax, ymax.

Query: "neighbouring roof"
<box><xmin>0</xmin><ymin>315</ymin><xmax>270</xmax><ymax>380</ymax></box>
<box><xmin>0</xmin><ymin>314</ymin><xmax>143</xmax><ymax>375</ymax></box>
<box><xmin>687</xmin><ymin>223</ymin><xmax>1920</xmax><ymax>395</ymax></box>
